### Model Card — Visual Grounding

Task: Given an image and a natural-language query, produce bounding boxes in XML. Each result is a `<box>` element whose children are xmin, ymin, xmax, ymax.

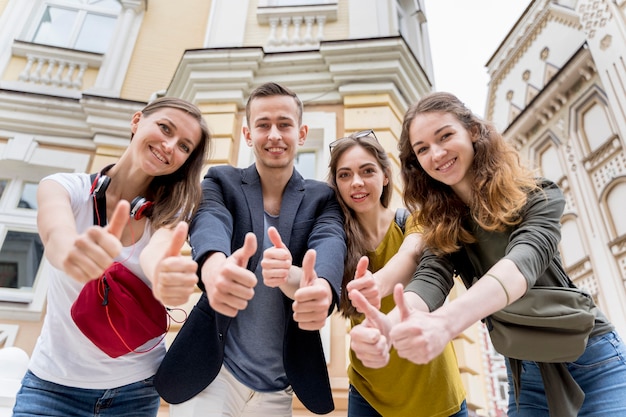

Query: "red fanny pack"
<box><xmin>71</xmin><ymin>261</ymin><xmax>168</xmax><ymax>358</ymax></box>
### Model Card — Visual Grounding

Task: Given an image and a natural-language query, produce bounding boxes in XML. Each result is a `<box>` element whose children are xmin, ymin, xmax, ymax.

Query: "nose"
<box><xmin>431</xmin><ymin>144</ymin><xmax>446</xmax><ymax>161</ymax></box>
<box><xmin>351</xmin><ymin>174</ymin><xmax>364</xmax><ymax>187</ymax></box>
<box><xmin>162</xmin><ymin>137</ymin><xmax>175</xmax><ymax>153</ymax></box>
<box><xmin>268</xmin><ymin>125</ymin><xmax>282</xmax><ymax>141</ymax></box>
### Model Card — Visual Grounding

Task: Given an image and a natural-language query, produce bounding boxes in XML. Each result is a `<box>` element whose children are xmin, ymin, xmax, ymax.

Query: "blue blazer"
<box><xmin>155</xmin><ymin>164</ymin><xmax>346</xmax><ymax>414</ymax></box>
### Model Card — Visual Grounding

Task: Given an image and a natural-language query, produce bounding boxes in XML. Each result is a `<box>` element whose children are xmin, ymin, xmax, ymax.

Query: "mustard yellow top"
<box><xmin>348</xmin><ymin>214</ymin><xmax>466</xmax><ymax>417</ymax></box>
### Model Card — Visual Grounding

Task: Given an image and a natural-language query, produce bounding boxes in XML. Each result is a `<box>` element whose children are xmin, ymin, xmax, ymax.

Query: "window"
<box><xmin>581</xmin><ymin>102</ymin><xmax>614</xmax><ymax>153</ymax></box>
<box><xmin>0</xmin><ymin>231</ymin><xmax>44</xmax><ymax>291</ymax></box>
<box><xmin>606</xmin><ymin>182</ymin><xmax>626</xmax><ymax>238</ymax></box>
<box><xmin>30</xmin><ymin>0</ymin><xmax>121</xmax><ymax>54</ymax></box>
<box><xmin>560</xmin><ymin>218</ymin><xmax>586</xmax><ymax>268</ymax></box>
<box><xmin>294</xmin><ymin>151</ymin><xmax>317</xmax><ymax>179</ymax></box>
<box><xmin>539</xmin><ymin>145</ymin><xmax>564</xmax><ymax>182</ymax></box>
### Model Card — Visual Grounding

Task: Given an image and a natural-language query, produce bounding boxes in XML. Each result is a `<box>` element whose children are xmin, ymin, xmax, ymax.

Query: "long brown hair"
<box><xmin>327</xmin><ymin>133</ymin><xmax>393</xmax><ymax>318</ymax></box>
<box><xmin>398</xmin><ymin>92</ymin><xmax>538</xmax><ymax>255</ymax></box>
<box><xmin>135</xmin><ymin>97</ymin><xmax>211</xmax><ymax>229</ymax></box>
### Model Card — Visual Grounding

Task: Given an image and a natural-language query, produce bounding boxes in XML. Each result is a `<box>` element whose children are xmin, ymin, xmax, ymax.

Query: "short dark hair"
<box><xmin>245</xmin><ymin>82</ymin><xmax>303</xmax><ymax>125</ymax></box>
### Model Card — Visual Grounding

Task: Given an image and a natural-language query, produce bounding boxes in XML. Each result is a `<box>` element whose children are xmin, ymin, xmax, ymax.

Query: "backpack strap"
<box><xmin>394</xmin><ymin>208</ymin><xmax>410</xmax><ymax>233</ymax></box>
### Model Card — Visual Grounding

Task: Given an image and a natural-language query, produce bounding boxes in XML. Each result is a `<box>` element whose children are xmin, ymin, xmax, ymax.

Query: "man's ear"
<box><xmin>298</xmin><ymin>124</ymin><xmax>309</xmax><ymax>146</ymax></box>
<box><xmin>242</xmin><ymin>126</ymin><xmax>252</xmax><ymax>147</ymax></box>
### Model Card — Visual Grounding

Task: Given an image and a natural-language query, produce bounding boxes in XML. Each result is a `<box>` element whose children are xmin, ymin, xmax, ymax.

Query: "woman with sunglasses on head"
<box><xmin>348</xmin><ymin>92</ymin><xmax>626</xmax><ymax>416</ymax></box>
<box><xmin>12</xmin><ymin>97</ymin><xmax>211</xmax><ymax>417</ymax></box>
<box><xmin>328</xmin><ymin>130</ymin><xmax>467</xmax><ymax>417</ymax></box>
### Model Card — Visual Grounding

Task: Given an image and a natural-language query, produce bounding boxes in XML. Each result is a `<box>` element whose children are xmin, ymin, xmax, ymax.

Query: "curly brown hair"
<box><xmin>398</xmin><ymin>92</ymin><xmax>538</xmax><ymax>255</ymax></box>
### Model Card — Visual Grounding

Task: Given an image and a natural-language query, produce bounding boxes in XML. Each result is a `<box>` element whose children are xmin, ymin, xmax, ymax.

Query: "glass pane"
<box><xmin>32</xmin><ymin>6</ymin><xmax>78</xmax><ymax>48</ymax></box>
<box><xmin>18</xmin><ymin>182</ymin><xmax>38</xmax><ymax>210</ymax></box>
<box><xmin>0</xmin><ymin>179</ymin><xmax>7</xmax><ymax>200</ymax></box>
<box><xmin>0</xmin><ymin>231</ymin><xmax>43</xmax><ymax>289</ymax></box>
<box><xmin>295</xmin><ymin>151</ymin><xmax>317</xmax><ymax>179</ymax></box>
<box><xmin>74</xmin><ymin>13</ymin><xmax>117</xmax><ymax>53</ymax></box>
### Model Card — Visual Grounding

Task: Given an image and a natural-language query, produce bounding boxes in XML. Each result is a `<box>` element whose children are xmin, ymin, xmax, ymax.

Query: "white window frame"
<box><xmin>0</xmin><ymin>137</ymin><xmax>90</xmax><ymax>321</ymax></box>
<box><xmin>25</xmin><ymin>0</ymin><xmax>122</xmax><ymax>54</ymax></box>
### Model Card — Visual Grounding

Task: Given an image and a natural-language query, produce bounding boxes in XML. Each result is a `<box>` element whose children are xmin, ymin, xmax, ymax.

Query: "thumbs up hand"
<box><xmin>148</xmin><ymin>221</ymin><xmax>198</xmax><ymax>306</ymax></box>
<box><xmin>346</xmin><ymin>256</ymin><xmax>381</xmax><ymax>310</ymax></box>
<box><xmin>348</xmin><ymin>288</ymin><xmax>392</xmax><ymax>368</ymax></box>
<box><xmin>292</xmin><ymin>249</ymin><xmax>332</xmax><ymax>331</ymax></box>
<box><xmin>261</xmin><ymin>227</ymin><xmax>293</xmax><ymax>288</ymax></box>
<box><xmin>63</xmin><ymin>199</ymin><xmax>129</xmax><ymax>283</ymax></box>
<box><xmin>204</xmin><ymin>232</ymin><xmax>258</xmax><ymax>317</ymax></box>
<box><xmin>389</xmin><ymin>283</ymin><xmax>449</xmax><ymax>365</ymax></box>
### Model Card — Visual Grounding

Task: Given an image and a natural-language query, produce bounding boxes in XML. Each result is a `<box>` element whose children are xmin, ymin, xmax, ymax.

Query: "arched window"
<box><xmin>581</xmin><ymin>102</ymin><xmax>614</xmax><ymax>153</ymax></box>
<box><xmin>539</xmin><ymin>145</ymin><xmax>564</xmax><ymax>182</ymax></box>
<box><xmin>560</xmin><ymin>218</ymin><xmax>586</xmax><ymax>268</ymax></box>
<box><xmin>606</xmin><ymin>181</ymin><xmax>626</xmax><ymax>237</ymax></box>
<box><xmin>29</xmin><ymin>0</ymin><xmax>122</xmax><ymax>54</ymax></box>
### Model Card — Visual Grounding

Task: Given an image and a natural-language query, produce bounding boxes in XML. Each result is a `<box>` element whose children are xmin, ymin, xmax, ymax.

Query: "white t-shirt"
<box><xmin>29</xmin><ymin>172</ymin><xmax>166</xmax><ymax>389</ymax></box>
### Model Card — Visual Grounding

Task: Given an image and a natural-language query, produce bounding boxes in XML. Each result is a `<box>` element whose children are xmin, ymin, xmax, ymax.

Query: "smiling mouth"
<box><xmin>267</xmin><ymin>147</ymin><xmax>285</xmax><ymax>153</ymax></box>
<box><xmin>351</xmin><ymin>193</ymin><xmax>368</xmax><ymax>200</ymax></box>
<box><xmin>437</xmin><ymin>157</ymin><xmax>456</xmax><ymax>171</ymax></box>
<box><xmin>150</xmin><ymin>146</ymin><xmax>169</xmax><ymax>164</ymax></box>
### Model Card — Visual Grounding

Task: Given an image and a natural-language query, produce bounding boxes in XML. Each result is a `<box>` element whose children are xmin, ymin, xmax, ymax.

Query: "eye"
<box><xmin>337</xmin><ymin>172</ymin><xmax>350</xmax><ymax>179</ymax></box>
<box><xmin>179</xmin><ymin>142</ymin><xmax>191</xmax><ymax>153</ymax></box>
<box><xmin>158</xmin><ymin>123</ymin><xmax>171</xmax><ymax>134</ymax></box>
<box><xmin>363</xmin><ymin>168</ymin><xmax>376</xmax><ymax>175</ymax></box>
<box><xmin>415</xmin><ymin>145</ymin><xmax>427</xmax><ymax>155</ymax></box>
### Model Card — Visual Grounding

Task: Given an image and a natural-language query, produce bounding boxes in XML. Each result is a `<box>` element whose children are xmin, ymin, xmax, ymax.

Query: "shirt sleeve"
<box><xmin>502</xmin><ymin>179</ymin><xmax>565</xmax><ymax>290</ymax></box>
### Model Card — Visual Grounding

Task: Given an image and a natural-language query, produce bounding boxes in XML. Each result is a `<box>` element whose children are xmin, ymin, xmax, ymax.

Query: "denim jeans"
<box><xmin>12</xmin><ymin>370</ymin><xmax>160</xmax><ymax>417</ymax></box>
<box><xmin>507</xmin><ymin>331</ymin><xmax>626</xmax><ymax>416</ymax></box>
<box><xmin>348</xmin><ymin>385</ymin><xmax>468</xmax><ymax>417</ymax></box>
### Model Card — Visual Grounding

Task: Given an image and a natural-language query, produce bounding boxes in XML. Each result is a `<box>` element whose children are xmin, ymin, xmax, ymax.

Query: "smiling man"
<box><xmin>154</xmin><ymin>82</ymin><xmax>346</xmax><ymax>417</ymax></box>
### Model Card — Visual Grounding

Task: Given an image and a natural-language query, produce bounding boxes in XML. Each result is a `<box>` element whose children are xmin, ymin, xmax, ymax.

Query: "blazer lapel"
<box><xmin>241</xmin><ymin>165</ymin><xmax>265</xmax><ymax>268</ymax></box>
<box><xmin>277</xmin><ymin>171</ymin><xmax>305</xmax><ymax>248</ymax></box>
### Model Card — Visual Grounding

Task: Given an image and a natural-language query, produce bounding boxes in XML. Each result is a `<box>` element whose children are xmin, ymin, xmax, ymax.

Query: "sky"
<box><xmin>425</xmin><ymin>0</ymin><xmax>532</xmax><ymax>117</ymax></box>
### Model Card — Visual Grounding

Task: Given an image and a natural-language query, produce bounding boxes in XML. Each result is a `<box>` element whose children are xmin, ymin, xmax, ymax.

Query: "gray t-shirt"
<box><xmin>223</xmin><ymin>212</ymin><xmax>289</xmax><ymax>391</ymax></box>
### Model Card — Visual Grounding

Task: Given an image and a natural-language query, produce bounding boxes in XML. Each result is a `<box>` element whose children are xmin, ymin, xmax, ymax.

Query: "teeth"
<box><xmin>268</xmin><ymin>147</ymin><xmax>284</xmax><ymax>152</ymax></box>
<box><xmin>151</xmin><ymin>147</ymin><xmax>167</xmax><ymax>164</ymax></box>
<box><xmin>352</xmin><ymin>194</ymin><xmax>367</xmax><ymax>199</ymax></box>
<box><xmin>438</xmin><ymin>158</ymin><xmax>455</xmax><ymax>170</ymax></box>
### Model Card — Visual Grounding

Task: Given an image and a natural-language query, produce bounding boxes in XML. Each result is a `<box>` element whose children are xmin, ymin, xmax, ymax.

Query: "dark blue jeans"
<box><xmin>506</xmin><ymin>331</ymin><xmax>626</xmax><ymax>416</ymax></box>
<box><xmin>348</xmin><ymin>385</ymin><xmax>468</xmax><ymax>417</ymax></box>
<box><xmin>13</xmin><ymin>370</ymin><xmax>160</xmax><ymax>417</ymax></box>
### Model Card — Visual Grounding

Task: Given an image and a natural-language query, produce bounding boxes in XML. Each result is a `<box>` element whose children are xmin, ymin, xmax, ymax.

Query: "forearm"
<box><xmin>374</xmin><ymin>233</ymin><xmax>423</xmax><ymax>297</ymax></box>
<box><xmin>430</xmin><ymin>258</ymin><xmax>528</xmax><ymax>340</ymax></box>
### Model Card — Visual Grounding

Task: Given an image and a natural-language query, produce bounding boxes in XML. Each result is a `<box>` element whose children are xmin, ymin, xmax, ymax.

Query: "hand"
<box><xmin>346</xmin><ymin>256</ymin><xmax>381</xmax><ymax>310</ymax></box>
<box><xmin>389</xmin><ymin>283</ymin><xmax>451</xmax><ymax>364</ymax></box>
<box><xmin>348</xmin><ymin>288</ymin><xmax>392</xmax><ymax>368</ymax></box>
<box><xmin>62</xmin><ymin>200</ymin><xmax>128</xmax><ymax>283</ymax></box>
<box><xmin>261</xmin><ymin>226</ymin><xmax>292</xmax><ymax>287</ymax></box>
<box><xmin>205</xmin><ymin>232</ymin><xmax>257</xmax><ymax>317</ymax></box>
<box><xmin>292</xmin><ymin>249</ymin><xmax>332</xmax><ymax>331</ymax></box>
<box><xmin>151</xmin><ymin>222</ymin><xmax>198</xmax><ymax>306</ymax></box>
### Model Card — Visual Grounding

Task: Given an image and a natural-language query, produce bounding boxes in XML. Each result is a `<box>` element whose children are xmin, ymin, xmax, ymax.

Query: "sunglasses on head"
<box><xmin>329</xmin><ymin>129</ymin><xmax>379</xmax><ymax>152</ymax></box>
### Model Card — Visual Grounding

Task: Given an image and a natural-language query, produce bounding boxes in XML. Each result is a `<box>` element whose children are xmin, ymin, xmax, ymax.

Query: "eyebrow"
<box><xmin>413</xmin><ymin>124</ymin><xmax>452</xmax><ymax>146</ymax></box>
<box><xmin>337</xmin><ymin>162</ymin><xmax>378</xmax><ymax>171</ymax></box>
